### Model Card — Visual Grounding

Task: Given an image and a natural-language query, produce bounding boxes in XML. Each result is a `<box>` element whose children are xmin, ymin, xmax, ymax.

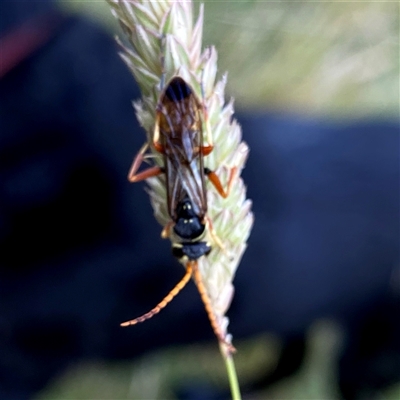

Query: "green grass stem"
<box><xmin>220</xmin><ymin>344</ymin><xmax>242</xmax><ymax>400</ymax></box>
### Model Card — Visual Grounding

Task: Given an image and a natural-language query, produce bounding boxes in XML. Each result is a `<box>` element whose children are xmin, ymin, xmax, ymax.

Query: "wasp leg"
<box><xmin>152</xmin><ymin>110</ymin><xmax>164</xmax><ymax>151</ymax></box>
<box><xmin>192</xmin><ymin>144</ymin><xmax>214</xmax><ymax>158</ymax></box>
<box><xmin>199</xmin><ymin>145</ymin><xmax>214</xmax><ymax>156</ymax></box>
<box><xmin>128</xmin><ymin>165</ymin><xmax>164</xmax><ymax>183</ymax></box>
<box><xmin>127</xmin><ymin>142</ymin><xmax>164</xmax><ymax>183</ymax></box>
<box><xmin>200</xmin><ymin>67</ymin><xmax>214</xmax><ymax>149</ymax></box>
<box><xmin>203</xmin><ymin>215</ymin><xmax>228</xmax><ymax>256</ymax></box>
<box><xmin>159</xmin><ymin>33</ymin><xmax>167</xmax><ymax>92</ymax></box>
<box><xmin>204</xmin><ymin>166</ymin><xmax>237</xmax><ymax>199</ymax></box>
<box><xmin>128</xmin><ymin>35</ymin><xmax>165</xmax><ymax>182</ymax></box>
<box><xmin>120</xmin><ymin>263</ymin><xmax>193</xmax><ymax>327</ymax></box>
<box><xmin>161</xmin><ymin>220</ymin><xmax>174</xmax><ymax>239</ymax></box>
<box><xmin>153</xmin><ymin>33</ymin><xmax>168</xmax><ymax>148</ymax></box>
<box><xmin>191</xmin><ymin>260</ymin><xmax>236</xmax><ymax>354</ymax></box>
<box><xmin>128</xmin><ymin>143</ymin><xmax>161</xmax><ymax>182</ymax></box>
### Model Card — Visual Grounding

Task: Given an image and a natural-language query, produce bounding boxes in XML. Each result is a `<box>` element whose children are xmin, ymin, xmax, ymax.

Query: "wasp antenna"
<box><xmin>191</xmin><ymin>261</ymin><xmax>236</xmax><ymax>354</ymax></box>
<box><xmin>200</xmin><ymin>67</ymin><xmax>206</xmax><ymax>100</ymax></box>
<box><xmin>120</xmin><ymin>264</ymin><xmax>193</xmax><ymax>327</ymax></box>
<box><xmin>158</xmin><ymin>33</ymin><xmax>168</xmax><ymax>91</ymax></box>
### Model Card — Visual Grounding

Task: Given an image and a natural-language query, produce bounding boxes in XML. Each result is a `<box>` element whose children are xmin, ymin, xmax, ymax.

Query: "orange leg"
<box><xmin>128</xmin><ymin>164</ymin><xmax>163</xmax><ymax>183</ymax></box>
<box><xmin>161</xmin><ymin>220</ymin><xmax>174</xmax><ymax>239</ymax></box>
<box><xmin>191</xmin><ymin>261</ymin><xmax>236</xmax><ymax>354</ymax></box>
<box><xmin>193</xmin><ymin>144</ymin><xmax>214</xmax><ymax>157</ymax></box>
<box><xmin>128</xmin><ymin>154</ymin><xmax>164</xmax><ymax>182</ymax></box>
<box><xmin>199</xmin><ymin>69</ymin><xmax>238</xmax><ymax>198</ymax></box>
<box><xmin>127</xmin><ymin>139</ymin><xmax>165</xmax><ymax>183</ymax></box>
<box><xmin>128</xmin><ymin>143</ymin><xmax>149</xmax><ymax>182</ymax></box>
<box><xmin>152</xmin><ymin>111</ymin><xmax>162</xmax><ymax>149</ymax></box>
<box><xmin>200</xmin><ymin>145</ymin><xmax>214</xmax><ymax>156</ymax></box>
<box><xmin>120</xmin><ymin>263</ymin><xmax>193</xmax><ymax>327</ymax></box>
<box><xmin>205</xmin><ymin>166</ymin><xmax>237</xmax><ymax>199</ymax></box>
<box><xmin>203</xmin><ymin>215</ymin><xmax>229</xmax><ymax>257</ymax></box>
<box><xmin>200</xmin><ymin>68</ymin><xmax>214</xmax><ymax>148</ymax></box>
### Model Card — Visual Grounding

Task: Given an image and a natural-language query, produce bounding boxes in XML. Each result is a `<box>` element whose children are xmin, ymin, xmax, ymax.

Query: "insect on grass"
<box><xmin>121</xmin><ymin>72</ymin><xmax>237</xmax><ymax>353</ymax></box>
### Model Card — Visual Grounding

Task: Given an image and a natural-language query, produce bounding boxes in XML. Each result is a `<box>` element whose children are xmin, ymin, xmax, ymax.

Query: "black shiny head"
<box><xmin>175</xmin><ymin>196</ymin><xmax>197</xmax><ymax>219</ymax></box>
<box><xmin>165</xmin><ymin>77</ymin><xmax>192</xmax><ymax>102</ymax></box>
<box><xmin>172</xmin><ymin>241</ymin><xmax>211</xmax><ymax>261</ymax></box>
<box><xmin>173</xmin><ymin>197</ymin><xmax>205</xmax><ymax>240</ymax></box>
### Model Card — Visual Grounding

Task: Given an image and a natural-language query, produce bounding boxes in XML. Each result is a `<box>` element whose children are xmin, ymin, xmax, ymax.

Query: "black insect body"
<box><xmin>121</xmin><ymin>76</ymin><xmax>236</xmax><ymax>352</ymax></box>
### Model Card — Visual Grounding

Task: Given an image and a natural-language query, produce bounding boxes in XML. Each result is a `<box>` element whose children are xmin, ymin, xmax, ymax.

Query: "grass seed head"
<box><xmin>107</xmin><ymin>0</ymin><xmax>254</xmax><ymax>347</ymax></box>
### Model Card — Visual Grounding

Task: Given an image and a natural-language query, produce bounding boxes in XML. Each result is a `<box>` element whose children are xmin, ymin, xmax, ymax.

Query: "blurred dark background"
<box><xmin>0</xmin><ymin>0</ymin><xmax>399</xmax><ymax>399</ymax></box>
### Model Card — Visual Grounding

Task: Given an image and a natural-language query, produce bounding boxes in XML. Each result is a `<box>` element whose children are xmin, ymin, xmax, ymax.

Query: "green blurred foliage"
<box><xmin>58</xmin><ymin>0</ymin><xmax>399</xmax><ymax>116</ymax></box>
<box><xmin>35</xmin><ymin>321</ymin><xmax>400</xmax><ymax>399</ymax></box>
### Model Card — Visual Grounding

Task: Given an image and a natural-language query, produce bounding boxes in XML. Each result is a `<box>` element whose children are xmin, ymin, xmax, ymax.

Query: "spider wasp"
<box><xmin>121</xmin><ymin>74</ymin><xmax>236</xmax><ymax>352</ymax></box>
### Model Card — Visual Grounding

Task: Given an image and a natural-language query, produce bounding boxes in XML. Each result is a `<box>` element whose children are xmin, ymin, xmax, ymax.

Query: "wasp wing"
<box><xmin>157</xmin><ymin>78</ymin><xmax>207</xmax><ymax>220</ymax></box>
